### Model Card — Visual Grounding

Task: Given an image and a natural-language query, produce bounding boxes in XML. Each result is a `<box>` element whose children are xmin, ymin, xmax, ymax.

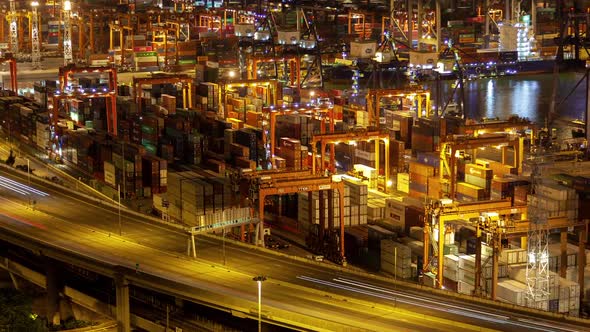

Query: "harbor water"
<box><xmin>423</xmin><ymin>71</ymin><xmax>589</xmax><ymax>129</ymax></box>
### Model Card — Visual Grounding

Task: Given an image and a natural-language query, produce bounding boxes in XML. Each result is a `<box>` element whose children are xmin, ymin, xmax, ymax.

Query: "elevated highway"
<box><xmin>0</xmin><ymin>166</ymin><xmax>587</xmax><ymax>332</ymax></box>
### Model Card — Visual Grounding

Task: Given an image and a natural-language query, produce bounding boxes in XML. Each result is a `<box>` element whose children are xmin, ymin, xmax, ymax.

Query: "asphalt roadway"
<box><xmin>0</xmin><ymin>166</ymin><xmax>588</xmax><ymax>331</ymax></box>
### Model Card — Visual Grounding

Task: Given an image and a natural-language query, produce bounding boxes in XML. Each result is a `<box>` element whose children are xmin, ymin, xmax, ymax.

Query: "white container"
<box><xmin>444</xmin><ymin>266</ymin><xmax>458</xmax><ymax>281</ymax></box>
<box><xmin>458</xmin><ymin>280</ymin><xmax>474</xmax><ymax>295</ymax></box>
<box><xmin>409</xmin><ymin>51</ymin><xmax>438</xmax><ymax>66</ymax></box>
<box><xmin>234</xmin><ymin>23</ymin><xmax>255</xmax><ymax>37</ymax></box>
<box><xmin>497</xmin><ymin>279</ymin><xmax>527</xmax><ymax>306</ymax></box>
<box><xmin>299</xmin><ymin>39</ymin><xmax>316</xmax><ymax>49</ymax></box>
<box><xmin>277</xmin><ymin>29</ymin><xmax>300</xmax><ymax>45</ymax></box>
<box><xmin>350</xmin><ymin>40</ymin><xmax>377</xmax><ymax>58</ymax></box>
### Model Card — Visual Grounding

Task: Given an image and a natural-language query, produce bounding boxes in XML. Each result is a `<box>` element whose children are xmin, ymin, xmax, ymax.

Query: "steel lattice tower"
<box><xmin>525</xmin><ymin>159</ymin><xmax>550</xmax><ymax>308</ymax></box>
<box><xmin>31</xmin><ymin>2</ymin><xmax>41</xmax><ymax>69</ymax></box>
<box><xmin>63</xmin><ymin>0</ymin><xmax>73</xmax><ymax>65</ymax></box>
<box><xmin>9</xmin><ymin>0</ymin><xmax>18</xmax><ymax>54</ymax></box>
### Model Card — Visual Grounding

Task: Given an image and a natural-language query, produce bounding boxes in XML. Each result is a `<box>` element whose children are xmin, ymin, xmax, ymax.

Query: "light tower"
<box><xmin>30</xmin><ymin>1</ymin><xmax>41</xmax><ymax>69</ymax></box>
<box><xmin>8</xmin><ymin>0</ymin><xmax>18</xmax><ymax>54</ymax></box>
<box><xmin>62</xmin><ymin>0</ymin><xmax>73</xmax><ymax>65</ymax></box>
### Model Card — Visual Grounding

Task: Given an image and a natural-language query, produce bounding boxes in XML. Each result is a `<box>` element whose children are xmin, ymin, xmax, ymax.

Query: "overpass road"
<box><xmin>0</xmin><ymin>167</ymin><xmax>587</xmax><ymax>331</ymax></box>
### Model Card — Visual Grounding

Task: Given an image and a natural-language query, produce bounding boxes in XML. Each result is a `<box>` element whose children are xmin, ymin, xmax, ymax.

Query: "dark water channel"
<box><xmin>423</xmin><ymin>71</ymin><xmax>589</xmax><ymax>128</ymax></box>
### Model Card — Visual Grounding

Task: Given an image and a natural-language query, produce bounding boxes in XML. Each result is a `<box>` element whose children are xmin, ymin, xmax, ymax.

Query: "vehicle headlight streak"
<box><xmin>0</xmin><ymin>175</ymin><xmax>49</xmax><ymax>197</ymax></box>
<box><xmin>297</xmin><ymin>276</ymin><xmax>580</xmax><ymax>332</ymax></box>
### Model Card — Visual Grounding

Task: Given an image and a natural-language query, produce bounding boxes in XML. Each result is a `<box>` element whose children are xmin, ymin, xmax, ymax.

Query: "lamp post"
<box><xmin>27</xmin><ymin>158</ymin><xmax>30</xmax><ymax>184</ymax></box>
<box><xmin>252</xmin><ymin>275</ymin><xmax>267</xmax><ymax>332</ymax></box>
<box><xmin>222</xmin><ymin>226</ymin><xmax>226</xmax><ymax>265</ymax></box>
<box><xmin>118</xmin><ymin>184</ymin><xmax>122</xmax><ymax>236</ymax></box>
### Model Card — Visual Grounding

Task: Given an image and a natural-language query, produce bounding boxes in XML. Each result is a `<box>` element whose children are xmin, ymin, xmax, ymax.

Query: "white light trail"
<box><xmin>297</xmin><ymin>275</ymin><xmax>581</xmax><ymax>332</ymax></box>
<box><xmin>0</xmin><ymin>176</ymin><xmax>49</xmax><ymax>196</ymax></box>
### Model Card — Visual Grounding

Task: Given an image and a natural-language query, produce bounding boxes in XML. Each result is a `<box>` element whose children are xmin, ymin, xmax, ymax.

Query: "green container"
<box><xmin>134</xmin><ymin>51</ymin><xmax>158</xmax><ymax>57</ymax></box>
<box><xmin>141</xmin><ymin>124</ymin><xmax>156</xmax><ymax>134</ymax></box>
<box><xmin>178</xmin><ymin>59</ymin><xmax>196</xmax><ymax>65</ymax></box>
<box><xmin>142</xmin><ymin>143</ymin><xmax>157</xmax><ymax>155</ymax></box>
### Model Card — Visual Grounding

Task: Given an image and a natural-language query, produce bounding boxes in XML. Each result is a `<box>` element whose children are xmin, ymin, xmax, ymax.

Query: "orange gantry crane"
<box><xmin>439</xmin><ymin>134</ymin><xmax>525</xmax><ymax>199</ymax></box>
<box><xmin>133</xmin><ymin>75</ymin><xmax>194</xmax><ymax>114</ymax></box>
<box><xmin>311</xmin><ymin>130</ymin><xmax>391</xmax><ymax>187</ymax></box>
<box><xmin>248</xmin><ymin>55</ymin><xmax>301</xmax><ymax>90</ymax></box>
<box><xmin>366</xmin><ymin>88</ymin><xmax>432</xmax><ymax>127</ymax></box>
<box><xmin>242</xmin><ymin>170</ymin><xmax>346</xmax><ymax>264</ymax></box>
<box><xmin>423</xmin><ymin>199</ymin><xmax>587</xmax><ymax>299</ymax></box>
<box><xmin>51</xmin><ymin>65</ymin><xmax>118</xmax><ymax>135</ymax></box>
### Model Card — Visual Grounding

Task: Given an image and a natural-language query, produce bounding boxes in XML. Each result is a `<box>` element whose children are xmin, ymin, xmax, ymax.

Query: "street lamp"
<box><xmin>26</xmin><ymin>158</ymin><xmax>30</xmax><ymax>184</ymax></box>
<box><xmin>222</xmin><ymin>227</ymin><xmax>226</xmax><ymax>265</ymax></box>
<box><xmin>252</xmin><ymin>275</ymin><xmax>267</xmax><ymax>332</ymax></box>
<box><xmin>118</xmin><ymin>184</ymin><xmax>122</xmax><ymax>236</ymax></box>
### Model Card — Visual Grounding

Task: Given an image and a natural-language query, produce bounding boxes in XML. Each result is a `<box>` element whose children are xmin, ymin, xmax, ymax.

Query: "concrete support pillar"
<box><xmin>45</xmin><ymin>257</ymin><xmax>61</xmax><ymax>325</ymax></box>
<box><xmin>115</xmin><ymin>273</ymin><xmax>131</xmax><ymax>332</ymax></box>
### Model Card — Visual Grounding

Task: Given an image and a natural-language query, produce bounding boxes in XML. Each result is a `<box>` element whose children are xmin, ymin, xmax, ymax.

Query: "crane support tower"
<box><xmin>63</xmin><ymin>0</ymin><xmax>74</xmax><ymax>65</ymax></box>
<box><xmin>8</xmin><ymin>0</ymin><xmax>18</xmax><ymax>54</ymax></box>
<box><xmin>30</xmin><ymin>1</ymin><xmax>41</xmax><ymax>69</ymax></box>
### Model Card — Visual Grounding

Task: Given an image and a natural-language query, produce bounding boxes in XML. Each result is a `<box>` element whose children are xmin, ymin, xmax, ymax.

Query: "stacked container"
<box><xmin>344</xmin><ymin>177</ymin><xmax>368</xmax><ymax>226</ymax></box>
<box><xmin>381</xmin><ymin>240</ymin><xmax>413</xmax><ymax>278</ymax></box>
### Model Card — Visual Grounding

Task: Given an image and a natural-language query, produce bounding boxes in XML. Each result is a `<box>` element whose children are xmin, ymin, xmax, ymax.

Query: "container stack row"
<box><xmin>297</xmin><ymin>188</ymin><xmax>349</xmax><ymax>233</ymax></box>
<box><xmin>381</xmin><ymin>239</ymin><xmax>413</xmax><ymax>279</ymax></box>
<box><xmin>274</xmin><ymin>114</ymin><xmax>315</xmax><ymax>146</ymax></box>
<box><xmin>165</xmin><ymin>171</ymin><xmax>233</xmax><ymax>226</ymax></box>
<box><xmin>527</xmin><ymin>179</ymin><xmax>578</xmax><ymax>220</ymax></box>
<box><xmin>408</xmin><ymin>156</ymin><xmax>437</xmax><ymax>200</ymax></box>
<box><xmin>275</xmin><ymin>137</ymin><xmax>308</xmax><ymax>170</ymax></box>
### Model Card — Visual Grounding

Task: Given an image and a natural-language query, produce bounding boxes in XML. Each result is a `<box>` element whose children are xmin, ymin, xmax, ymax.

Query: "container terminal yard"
<box><xmin>0</xmin><ymin>0</ymin><xmax>589</xmax><ymax>331</ymax></box>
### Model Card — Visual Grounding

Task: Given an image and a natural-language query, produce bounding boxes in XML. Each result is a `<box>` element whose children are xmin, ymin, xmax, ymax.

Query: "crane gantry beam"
<box><xmin>440</xmin><ymin>134</ymin><xmax>525</xmax><ymax>199</ymax></box>
<box><xmin>56</xmin><ymin>65</ymin><xmax>119</xmax><ymax>135</ymax></box>
<box><xmin>366</xmin><ymin>88</ymin><xmax>432</xmax><ymax>128</ymax></box>
<box><xmin>255</xmin><ymin>175</ymin><xmax>346</xmax><ymax>264</ymax></box>
<box><xmin>265</xmin><ymin>104</ymin><xmax>335</xmax><ymax>168</ymax></box>
<box><xmin>311</xmin><ymin>130</ymin><xmax>390</xmax><ymax>191</ymax></box>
